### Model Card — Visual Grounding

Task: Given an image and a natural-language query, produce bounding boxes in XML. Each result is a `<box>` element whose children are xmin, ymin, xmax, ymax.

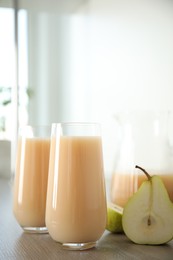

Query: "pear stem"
<box><xmin>135</xmin><ymin>165</ymin><xmax>151</xmax><ymax>180</ymax></box>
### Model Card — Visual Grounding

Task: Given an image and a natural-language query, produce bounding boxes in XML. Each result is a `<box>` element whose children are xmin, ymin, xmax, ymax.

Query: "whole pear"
<box><xmin>106</xmin><ymin>202</ymin><xmax>123</xmax><ymax>233</ymax></box>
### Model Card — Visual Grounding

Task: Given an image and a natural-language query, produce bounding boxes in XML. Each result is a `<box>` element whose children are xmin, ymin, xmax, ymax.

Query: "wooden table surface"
<box><xmin>1</xmin><ymin>178</ymin><xmax>173</xmax><ymax>260</ymax></box>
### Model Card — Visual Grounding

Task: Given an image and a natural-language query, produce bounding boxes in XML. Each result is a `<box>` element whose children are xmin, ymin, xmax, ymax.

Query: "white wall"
<box><xmin>27</xmin><ymin>0</ymin><xmax>173</xmax><ymax>176</ymax></box>
<box><xmin>86</xmin><ymin>0</ymin><xmax>173</xmax><ymax>175</ymax></box>
<box><xmin>88</xmin><ymin>0</ymin><xmax>173</xmax><ymax>116</ymax></box>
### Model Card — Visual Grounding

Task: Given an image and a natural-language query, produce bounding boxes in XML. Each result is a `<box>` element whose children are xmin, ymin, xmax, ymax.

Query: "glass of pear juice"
<box><xmin>46</xmin><ymin>123</ymin><xmax>107</xmax><ymax>250</ymax></box>
<box><xmin>13</xmin><ymin>125</ymin><xmax>51</xmax><ymax>233</ymax></box>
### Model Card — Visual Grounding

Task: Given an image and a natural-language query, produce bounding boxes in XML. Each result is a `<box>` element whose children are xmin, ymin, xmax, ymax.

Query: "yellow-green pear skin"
<box><xmin>122</xmin><ymin>175</ymin><xmax>173</xmax><ymax>245</ymax></box>
<box><xmin>106</xmin><ymin>202</ymin><xmax>123</xmax><ymax>233</ymax></box>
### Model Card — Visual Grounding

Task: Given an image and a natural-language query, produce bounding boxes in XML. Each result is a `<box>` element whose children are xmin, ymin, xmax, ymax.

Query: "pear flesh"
<box><xmin>122</xmin><ymin>167</ymin><xmax>173</xmax><ymax>245</ymax></box>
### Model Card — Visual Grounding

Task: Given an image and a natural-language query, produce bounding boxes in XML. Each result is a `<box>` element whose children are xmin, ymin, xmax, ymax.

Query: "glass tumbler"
<box><xmin>46</xmin><ymin>123</ymin><xmax>107</xmax><ymax>250</ymax></box>
<box><xmin>13</xmin><ymin>125</ymin><xmax>51</xmax><ymax>233</ymax></box>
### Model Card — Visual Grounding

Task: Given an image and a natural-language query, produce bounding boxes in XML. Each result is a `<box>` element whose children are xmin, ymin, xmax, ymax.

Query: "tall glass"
<box><xmin>13</xmin><ymin>125</ymin><xmax>51</xmax><ymax>233</ymax></box>
<box><xmin>46</xmin><ymin>123</ymin><xmax>107</xmax><ymax>250</ymax></box>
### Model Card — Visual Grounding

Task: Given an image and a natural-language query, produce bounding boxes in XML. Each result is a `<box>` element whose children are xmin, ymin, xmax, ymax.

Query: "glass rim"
<box><xmin>51</xmin><ymin>122</ymin><xmax>102</xmax><ymax>137</ymax></box>
<box><xmin>18</xmin><ymin>125</ymin><xmax>51</xmax><ymax>138</ymax></box>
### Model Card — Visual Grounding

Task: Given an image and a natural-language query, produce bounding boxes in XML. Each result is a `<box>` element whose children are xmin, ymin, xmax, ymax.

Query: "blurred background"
<box><xmin>1</xmin><ymin>0</ymin><xmax>173</xmax><ymax>178</ymax></box>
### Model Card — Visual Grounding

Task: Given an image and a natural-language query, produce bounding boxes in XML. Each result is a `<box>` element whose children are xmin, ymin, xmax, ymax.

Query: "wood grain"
<box><xmin>0</xmin><ymin>178</ymin><xmax>173</xmax><ymax>260</ymax></box>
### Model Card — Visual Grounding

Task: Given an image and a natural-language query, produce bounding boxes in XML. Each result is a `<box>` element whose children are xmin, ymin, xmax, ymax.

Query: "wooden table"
<box><xmin>0</xmin><ymin>178</ymin><xmax>173</xmax><ymax>260</ymax></box>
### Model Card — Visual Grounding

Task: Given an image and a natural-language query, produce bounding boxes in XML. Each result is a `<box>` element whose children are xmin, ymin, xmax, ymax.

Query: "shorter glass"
<box><xmin>46</xmin><ymin>123</ymin><xmax>107</xmax><ymax>250</ymax></box>
<box><xmin>13</xmin><ymin>125</ymin><xmax>51</xmax><ymax>233</ymax></box>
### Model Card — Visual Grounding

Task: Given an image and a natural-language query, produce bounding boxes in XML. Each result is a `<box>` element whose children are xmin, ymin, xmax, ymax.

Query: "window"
<box><xmin>0</xmin><ymin>7</ymin><xmax>28</xmax><ymax>140</ymax></box>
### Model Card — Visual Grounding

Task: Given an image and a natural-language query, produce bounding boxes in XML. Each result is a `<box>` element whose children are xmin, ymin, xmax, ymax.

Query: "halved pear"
<box><xmin>106</xmin><ymin>202</ymin><xmax>123</xmax><ymax>233</ymax></box>
<box><xmin>122</xmin><ymin>165</ymin><xmax>173</xmax><ymax>245</ymax></box>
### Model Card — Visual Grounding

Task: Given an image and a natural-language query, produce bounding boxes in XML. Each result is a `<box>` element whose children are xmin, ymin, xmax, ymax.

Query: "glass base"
<box><xmin>62</xmin><ymin>241</ymin><xmax>96</xmax><ymax>250</ymax></box>
<box><xmin>22</xmin><ymin>226</ymin><xmax>48</xmax><ymax>234</ymax></box>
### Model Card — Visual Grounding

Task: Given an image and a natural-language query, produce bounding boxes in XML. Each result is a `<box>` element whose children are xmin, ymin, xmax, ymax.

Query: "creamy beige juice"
<box><xmin>46</xmin><ymin>136</ymin><xmax>107</xmax><ymax>243</ymax></box>
<box><xmin>13</xmin><ymin>137</ymin><xmax>50</xmax><ymax>228</ymax></box>
<box><xmin>111</xmin><ymin>172</ymin><xmax>173</xmax><ymax>207</ymax></box>
<box><xmin>111</xmin><ymin>173</ymin><xmax>136</xmax><ymax>207</ymax></box>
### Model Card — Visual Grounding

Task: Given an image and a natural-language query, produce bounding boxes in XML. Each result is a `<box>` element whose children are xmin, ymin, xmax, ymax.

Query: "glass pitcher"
<box><xmin>110</xmin><ymin>110</ymin><xmax>173</xmax><ymax>207</ymax></box>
